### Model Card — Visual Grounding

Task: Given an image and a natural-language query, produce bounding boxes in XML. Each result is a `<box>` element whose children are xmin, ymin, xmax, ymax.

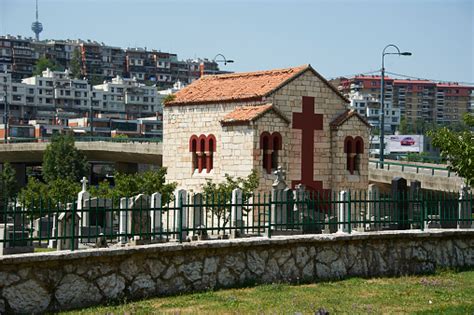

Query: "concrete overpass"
<box><xmin>369</xmin><ymin>159</ymin><xmax>465</xmax><ymax>192</ymax></box>
<box><xmin>0</xmin><ymin>141</ymin><xmax>162</xmax><ymax>165</ymax></box>
<box><xmin>0</xmin><ymin>140</ymin><xmax>163</xmax><ymax>186</ymax></box>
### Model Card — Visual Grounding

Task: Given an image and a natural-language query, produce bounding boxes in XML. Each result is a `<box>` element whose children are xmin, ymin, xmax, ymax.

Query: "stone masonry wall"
<box><xmin>269</xmin><ymin>71</ymin><xmax>350</xmax><ymax>191</ymax></box>
<box><xmin>0</xmin><ymin>230</ymin><xmax>473</xmax><ymax>313</ymax></box>
<box><xmin>163</xmin><ymin>101</ymin><xmax>257</xmax><ymax>192</ymax></box>
<box><xmin>252</xmin><ymin>110</ymin><xmax>290</xmax><ymax>193</ymax></box>
<box><xmin>163</xmin><ymin>69</ymin><xmax>361</xmax><ymax>194</ymax></box>
<box><xmin>330</xmin><ymin>115</ymin><xmax>370</xmax><ymax>192</ymax></box>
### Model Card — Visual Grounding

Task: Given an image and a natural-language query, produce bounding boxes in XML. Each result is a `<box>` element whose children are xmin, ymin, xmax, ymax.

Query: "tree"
<box><xmin>201</xmin><ymin>170</ymin><xmax>259</xmax><ymax>228</ymax></box>
<box><xmin>428</xmin><ymin>113</ymin><xmax>474</xmax><ymax>186</ymax></box>
<box><xmin>33</xmin><ymin>57</ymin><xmax>62</xmax><ymax>76</ymax></box>
<box><xmin>89</xmin><ymin>168</ymin><xmax>177</xmax><ymax>205</ymax></box>
<box><xmin>42</xmin><ymin>134</ymin><xmax>89</xmax><ymax>183</ymax></box>
<box><xmin>69</xmin><ymin>49</ymin><xmax>82</xmax><ymax>79</ymax></box>
<box><xmin>0</xmin><ymin>162</ymin><xmax>18</xmax><ymax>207</ymax></box>
<box><xmin>398</xmin><ymin>117</ymin><xmax>414</xmax><ymax>134</ymax></box>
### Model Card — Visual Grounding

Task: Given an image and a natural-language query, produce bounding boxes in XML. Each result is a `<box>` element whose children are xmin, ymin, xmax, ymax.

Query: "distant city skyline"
<box><xmin>1</xmin><ymin>0</ymin><xmax>472</xmax><ymax>83</ymax></box>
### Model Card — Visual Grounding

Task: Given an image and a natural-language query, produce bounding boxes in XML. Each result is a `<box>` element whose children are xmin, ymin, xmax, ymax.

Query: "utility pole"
<box><xmin>3</xmin><ymin>82</ymin><xmax>8</xmax><ymax>143</ymax></box>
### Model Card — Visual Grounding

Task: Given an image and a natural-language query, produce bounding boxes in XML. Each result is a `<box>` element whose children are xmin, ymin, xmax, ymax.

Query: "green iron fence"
<box><xmin>370</xmin><ymin>159</ymin><xmax>453</xmax><ymax>177</ymax></box>
<box><xmin>1</xmin><ymin>189</ymin><xmax>472</xmax><ymax>253</ymax></box>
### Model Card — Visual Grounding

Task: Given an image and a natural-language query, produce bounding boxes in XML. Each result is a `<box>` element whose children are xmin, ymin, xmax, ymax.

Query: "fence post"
<box><xmin>338</xmin><ymin>191</ymin><xmax>348</xmax><ymax>233</ymax></box>
<box><xmin>71</xmin><ymin>201</ymin><xmax>76</xmax><ymax>251</ymax></box>
<box><xmin>231</xmin><ymin>188</ymin><xmax>243</xmax><ymax>238</ymax></box>
<box><xmin>119</xmin><ymin>197</ymin><xmax>128</xmax><ymax>244</ymax></box>
<box><xmin>174</xmin><ymin>189</ymin><xmax>187</xmax><ymax>242</ymax></box>
<box><xmin>150</xmin><ymin>192</ymin><xmax>162</xmax><ymax>240</ymax></box>
<box><xmin>458</xmin><ymin>185</ymin><xmax>470</xmax><ymax>229</ymax></box>
<box><xmin>348</xmin><ymin>191</ymin><xmax>352</xmax><ymax>234</ymax></box>
<box><xmin>267</xmin><ymin>193</ymin><xmax>272</xmax><ymax>238</ymax></box>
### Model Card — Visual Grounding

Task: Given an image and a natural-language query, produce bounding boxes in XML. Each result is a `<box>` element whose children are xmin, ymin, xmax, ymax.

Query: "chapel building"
<box><xmin>163</xmin><ymin>64</ymin><xmax>370</xmax><ymax>194</ymax></box>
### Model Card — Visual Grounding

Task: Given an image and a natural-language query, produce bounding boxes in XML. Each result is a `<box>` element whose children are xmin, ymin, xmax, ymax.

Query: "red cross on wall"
<box><xmin>291</xmin><ymin>96</ymin><xmax>325</xmax><ymax>193</ymax></box>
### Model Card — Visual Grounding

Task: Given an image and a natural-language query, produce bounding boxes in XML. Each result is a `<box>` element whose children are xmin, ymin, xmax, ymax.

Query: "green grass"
<box><xmin>64</xmin><ymin>269</ymin><xmax>474</xmax><ymax>314</ymax></box>
<box><xmin>34</xmin><ymin>247</ymin><xmax>56</xmax><ymax>253</ymax></box>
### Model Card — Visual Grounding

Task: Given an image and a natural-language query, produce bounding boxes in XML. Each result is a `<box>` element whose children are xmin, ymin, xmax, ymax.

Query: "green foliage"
<box><xmin>69</xmin><ymin>49</ymin><xmax>82</xmax><ymax>79</ymax></box>
<box><xmin>18</xmin><ymin>177</ymin><xmax>80</xmax><ymax>212</ymax></box>
<box><xmin>18</xmin><ymin>177</ymin><xmax>48</xmax><ymax>211</ymax></box>
<box><xmin>398</xmin><ymin>117</ymin><xmax>413</xmax><ymax>134</ymax></box>
<box><xmin>113</xmin><ymin>134</ymin><xmax>129</xmax><ymax>139</ymax></box>
<box><xmin>42</xmin><ymin>133</ymin><xmax>89</xmax><ymax>183</ymax></box>
<box><xmin>33</xmin><ymin>57</ymin><xmax>62</xmax><ymax>76</ymax></box>
<box><xmin>90</xmin><ymin>168</ymin><xmax>177</xmax><ymax>205</ymax></box>
<box><xmin>201</xmin><ymin>170</ymin><xmax>259</xmax><ymax>227</ymax></box>
<box><xmin>163</xmin><ymin>94</ymin><xmax>176</xmax><ymax>104</ymax></box>
<box><xmin>89</xmin><ymin>179</ymin><xmax>114</xmax><ymax>199</ymax></box>
<box><xmin>89</xmin><ymin>75</ymin><xmax>105</xmax><ymax>86</ymax></box>
<box><xmin>47</xmin><ymin>178</ymin><xmax>81</xmax><ymax>204</ymax></box>
<box><xmin>0</xmin><ymin>162</ymin><xmax>18</xmax><ymax>203</ymax></box>
<box><xmin>428</xmin><ymin>113</ymin><xmax>474</xmax><ymax>186</ymax></box>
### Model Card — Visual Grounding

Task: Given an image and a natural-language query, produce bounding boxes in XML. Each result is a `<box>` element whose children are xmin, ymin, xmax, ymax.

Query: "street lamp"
<box><xmin>379</xmin><ymin>44</ymin><xmax>411</xmax><ymax>168</ymax></box>
<box><xmin>213</xmin><ymin>54</ymin><xmax>234</xmax><ymax>66</ymax></box>
<box><xmin>2</xmin><ymin>82</ymin><xmax>8</xmax><ymax>144</ymax></box>
<box><xmin>200</xmin><ymin>54</ymin><xmax>234</xmax><ymax>77</ymax></box>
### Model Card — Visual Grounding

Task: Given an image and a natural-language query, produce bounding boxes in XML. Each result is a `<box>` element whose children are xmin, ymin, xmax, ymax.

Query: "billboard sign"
<box><xmin>386</xmin><ymin>135</ymin><xmax>423</xmax><ymax>153</ymax></box>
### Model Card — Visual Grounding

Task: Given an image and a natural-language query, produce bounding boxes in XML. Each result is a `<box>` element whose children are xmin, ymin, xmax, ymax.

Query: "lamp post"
<box><xmin>2</xmin><ymin>82</ymin><xmax>8</xmax><ymax>144</ymax></box>
<box><xmin>379</xmin><ymin>44</ymin><xmax>411</xmax><ymax>168</ymax></box>
<box><xmin>213</xmin><ymin>54</ymin><xmax>234</xmax><ymax>66</ymax></box>
<box><xmin>200</xmin><ymin>54</ymin><xmax>234</xmax><ymax>77</ymax></box>
<box><xmin>89</xmin><ymin>85</ymin><xmax>93</xmax><ymax>137</ymax></box>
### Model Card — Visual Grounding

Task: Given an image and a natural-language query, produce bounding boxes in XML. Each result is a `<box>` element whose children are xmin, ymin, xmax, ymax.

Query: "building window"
<box><xmin>189</xmin><ymin>134</ymin><xmax>216</xmax><ymax>173</ymax></box>
<box><xmin>260</xmin><ymin>132</ymin><xmax>282</xmax><ymax>174</ymax></box>
<box><xmin>344</xmin><ymin>136</ymin><xmax>364</xmax><ymax>175</ymax></box>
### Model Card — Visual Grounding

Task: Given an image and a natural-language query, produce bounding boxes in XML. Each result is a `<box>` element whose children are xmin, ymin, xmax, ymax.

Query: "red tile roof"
<box><xmin>166</xmin><ymin>64</ymin><xmax>348</xmax><ymax>106</ymax></box>
<box><xmin>220</xmin><ymin>104</ymin><xmax>290</xmax><ymax>126</ymax></box>
<box><xmin>330</xmin><ymin>109</ymin><xmax>372</xmax><ymax>130</ymax></box>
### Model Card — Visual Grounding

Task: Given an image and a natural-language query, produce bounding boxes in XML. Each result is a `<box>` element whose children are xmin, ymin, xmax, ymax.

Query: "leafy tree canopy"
<box><xmin>33</xmin><ymin>57</ymin><xmax>62</xmax><ymax>76</ymax></box>
<box><xmin>428</xmin><ymin>113</ymin><xmax>474</xmax><ymax>186</ymax></box>
<box><xmin>201</xmin><ymin>170</ymin><xmax>259</xmax><ymax>228</ymax></box>
<box><xmin>42</xmin><ymin>133</ymin><xmax>89</xmax><ymax>183</ymax></box>
<box><xmin>1</xmin><ymin>162</ymin><xmax>18</xmax><ymax>204</ymax></box>
<box><xmin>69</xmin><ymin>49</ymin><xmax>82</xmax><ymax>79</ymax></box>
<box><xmin>89</xmin><ymin>168</ymin><xmax>177</xmax><ymax>205</ymax></box>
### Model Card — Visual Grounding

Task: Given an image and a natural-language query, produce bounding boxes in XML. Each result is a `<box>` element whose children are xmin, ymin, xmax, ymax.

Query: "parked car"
<box><xmin>401</xmin><ymin>137</ymin><xmax>416</xmax><ymax>146</ymax></box>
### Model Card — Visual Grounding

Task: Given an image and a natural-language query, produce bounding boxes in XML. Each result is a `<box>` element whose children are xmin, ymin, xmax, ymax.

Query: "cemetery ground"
<box><xmin>63</xmin><ymin>269</ymin><xmax>474</xmax><ymax>314</ymax></box>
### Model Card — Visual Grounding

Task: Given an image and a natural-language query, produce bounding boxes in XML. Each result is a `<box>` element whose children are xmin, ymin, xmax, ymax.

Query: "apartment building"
<box><xmin>337</xmin><ymin>75</ymin><xmax>474</xmax><ymax>132</ymax></box>
<box><xmin>0</xmin><ymin>69</ymin><xmax>161</xmax><ymax>126</ymax></box>
<box><xmin>0</xmin><ymin>35</ymin><xmax>36</xmax><ymax>81</ymax></box>
<box><xmin>93</xmin><ymin>75</ymin><xmax>159</xmax><ymax>119</ymax></box>
<box><xmin>341</xmin><ymin>76</ymin><xmax>400</xmax><ymax>132</ymax></box>
<box><xmin>0</xmin><ymin>35</ymin><xmax>229</xmax><ymax>89</ymax></box>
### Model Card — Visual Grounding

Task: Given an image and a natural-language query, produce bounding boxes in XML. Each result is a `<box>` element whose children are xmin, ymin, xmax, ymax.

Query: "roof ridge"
<box><xmin>202</xmin><ymin>65</ymin><xmax>309</xmax><ymax>80</ymax></box>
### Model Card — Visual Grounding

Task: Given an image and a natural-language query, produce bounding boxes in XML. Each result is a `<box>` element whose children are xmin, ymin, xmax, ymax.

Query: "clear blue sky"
<box><xmin>1</xmin><ymin>0</ymin><xmax>473</xmax><ymax>83</ymax></box>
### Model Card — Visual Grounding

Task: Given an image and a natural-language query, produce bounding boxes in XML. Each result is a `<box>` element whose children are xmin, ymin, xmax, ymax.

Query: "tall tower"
<box><xmin>31</xmin><ymin>0</ymin><xmax>43</xmax><ymax>41</ymax></box>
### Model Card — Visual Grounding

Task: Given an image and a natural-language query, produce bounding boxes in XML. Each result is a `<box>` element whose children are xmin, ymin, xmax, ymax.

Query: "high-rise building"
<box><xmin>0</xmin><ymin>68</ymin><xmax>161</xmax><ymax>125</ymax></box>
<box><xmin>0</xmin><ymin>36</ymin><xmax>230</xmax><ymax>88</ymax></box>
<box><xmin>335</xmin><ymin>75</ymin><xmax>474</xmax><ymax>132</ymax></box>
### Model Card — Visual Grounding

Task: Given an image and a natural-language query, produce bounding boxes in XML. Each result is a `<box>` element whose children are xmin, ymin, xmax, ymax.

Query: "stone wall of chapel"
<box><xmin>251</xmin><ymin>111</ymin><xmax>290</xmax><ymax>194</ymax></box>
<box><xmin>330</xmin><ymin>116</ymin><xmax>370</xmax><ymax>192</ymax></box>
<box><xmin>163</xmin><ymin>102</ymin><xmax>257</xmax><ymax>192</ymax></box>
<box><xmin>268</xmin><ymin>71</ymin><xmax>349</xmax><ymax>191</ymax></box>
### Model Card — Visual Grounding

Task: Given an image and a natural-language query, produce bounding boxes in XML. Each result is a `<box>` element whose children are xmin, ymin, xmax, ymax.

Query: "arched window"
<box><xmin>354</xmin><ymin>137</ymin><xmax>364</xmax><ymax>173</ymax></box>
<box><xmin>344</xmin><ymin>136</ymin><xmax>355</xmax><ymax>174</ymax></box>
<box><xmin>189</xmin><ymin>134</ymin><xmax>216</xmax><ymax>173</ymax></box>
<box><xmin>271</xmin><ymin>132</ymin><xmax>282</xmax><ymax>170</ymax></box>
<box><xmin>199</xmin><ymin>135</ymin><xmax>207</xmax><ymax>173</ymax></box>
<box><xmin>260</xmin><ymin>131</ymin><xmax>282</xmax><ymax>174</ymax></box>
<box><xmin>189</xmin><ymin>135</ymin><xmax>198</xmax><ymax>171</ymax></box>
<box><xmin>206</xmin><ymin>134</ymin><xmax>216</xmax><ymax>173</ymax></box>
